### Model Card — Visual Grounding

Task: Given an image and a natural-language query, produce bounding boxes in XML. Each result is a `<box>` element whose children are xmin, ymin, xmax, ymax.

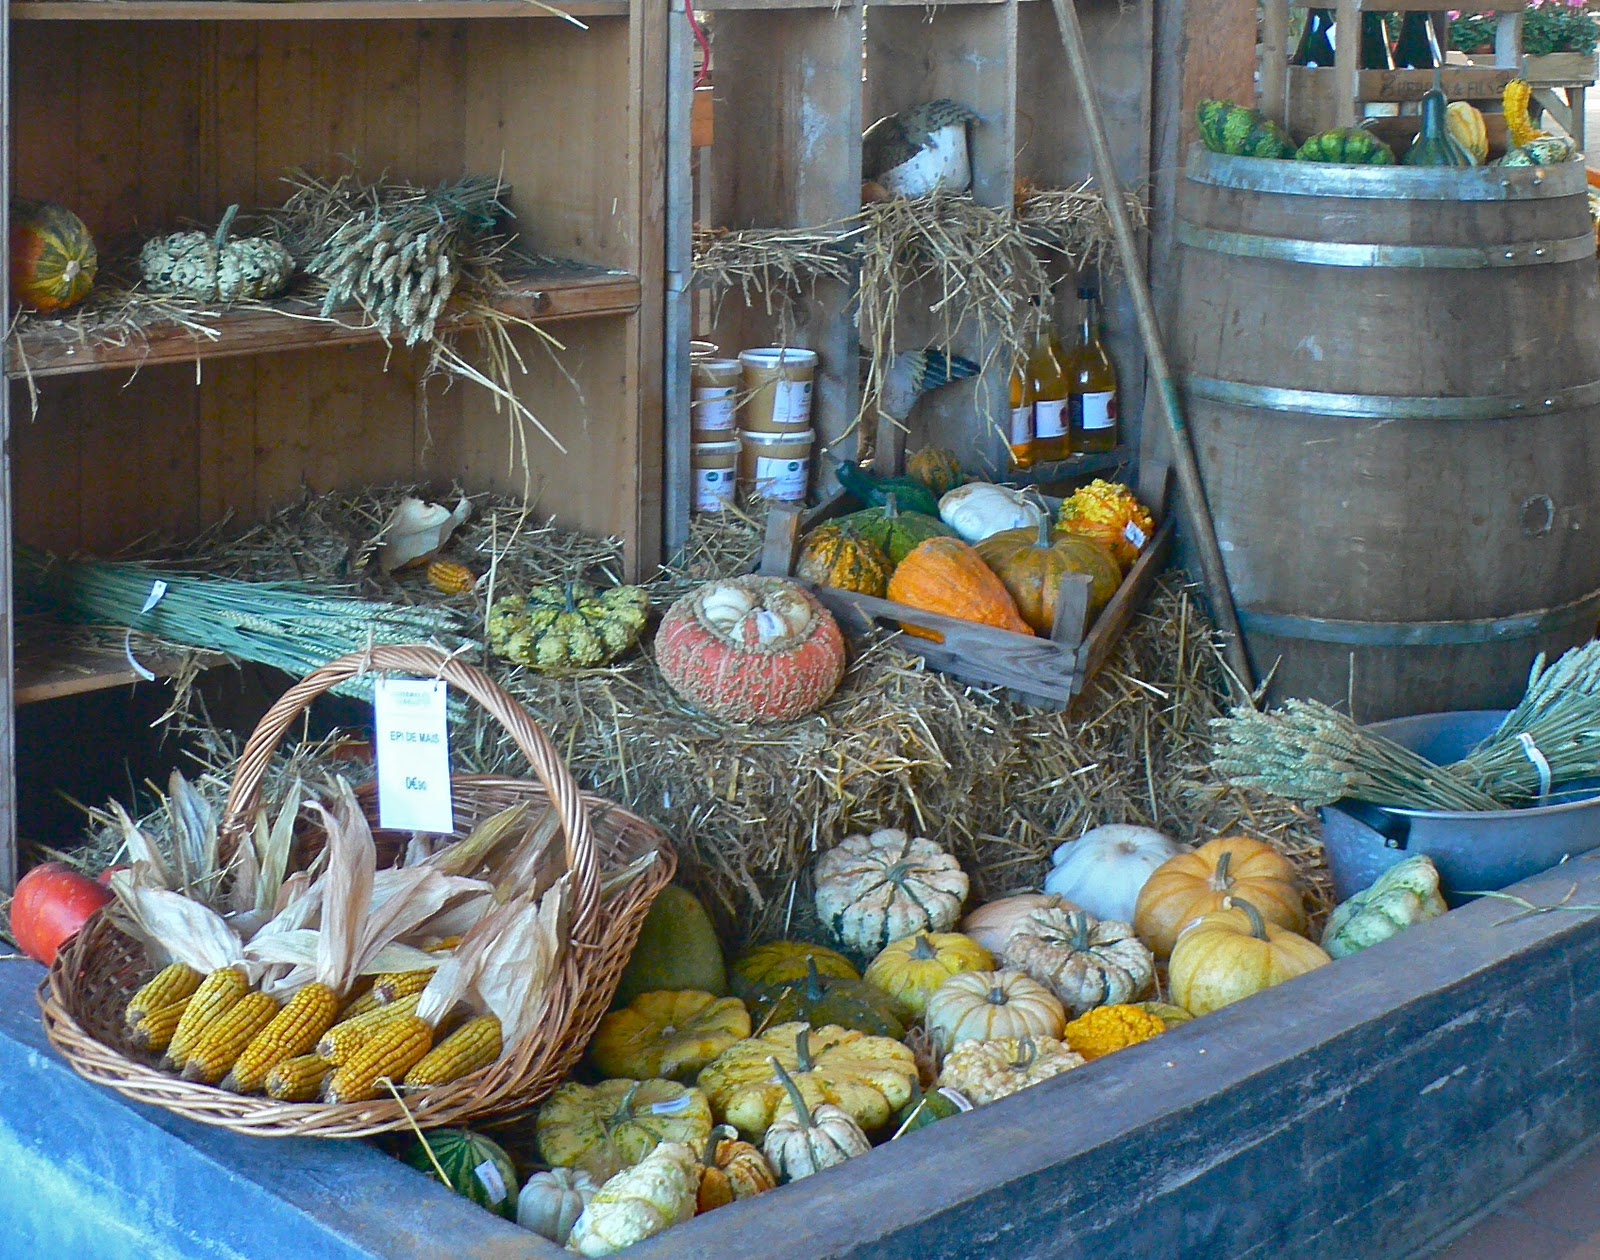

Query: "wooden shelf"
<box><xmin>13</xmin><ymin>638</ymin><xmax>225</xmax><ymax>706</ymax></box>
<box><xmin>13</xmin><ymin>0</ymin><xmax>629</xmax><ymax>20</ymax></box>
<box><xmin>6</xmin><ymin>263</ymin><xmax>641</xmax><ymax>380</ymax></box>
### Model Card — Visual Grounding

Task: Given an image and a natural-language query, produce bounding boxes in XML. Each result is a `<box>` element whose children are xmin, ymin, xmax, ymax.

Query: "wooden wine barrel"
<box><xmin>1176</xmin><ymin>148</ymin><xmax>1600</xmax><ymax>721</ymax></box>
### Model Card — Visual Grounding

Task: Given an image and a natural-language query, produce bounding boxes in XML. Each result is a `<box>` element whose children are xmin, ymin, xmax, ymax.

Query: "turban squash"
<box><xmin>12</xmin><ymin>200</ymin><xmax>97</xmax><ymax>314</ymax></box>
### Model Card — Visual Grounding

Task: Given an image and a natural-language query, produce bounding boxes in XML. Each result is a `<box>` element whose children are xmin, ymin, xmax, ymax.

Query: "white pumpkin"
<box><xmin>516</xmin><ymin>1167</ymin><xmax>598</xmax><ymax>1245</ymax></box>
<box><xmin>567</xmin><ymin>1142</ymin><xmax>700</xmax><ymax>1257</ymax></box>
<box><xmin>938</xmin><ymin>482</ymin><xmax>1046</xmax><ymax>544</ymax></box>
<box><xmin>1043</xmin><ymin>824</ymin><xmax>1185</xmax><ymax>923</ymax></box>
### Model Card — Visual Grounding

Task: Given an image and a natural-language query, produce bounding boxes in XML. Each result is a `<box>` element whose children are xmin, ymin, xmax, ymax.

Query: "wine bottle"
<box><xmin>1292</xmin><ymin>9</ymin><xmax>1337</xmax><ymax>68</ymax></box>
<box><xmin>1394</xmin><ymin>12</ymin><xmax>1438</xmax><ymax>70</ymax></box>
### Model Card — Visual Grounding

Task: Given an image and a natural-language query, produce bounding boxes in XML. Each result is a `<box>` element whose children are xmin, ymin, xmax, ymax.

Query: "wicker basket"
<box><xmin>37</xmin><ymin>645</ymin><xmax>675</xmax><ymax>1138</ymax></box>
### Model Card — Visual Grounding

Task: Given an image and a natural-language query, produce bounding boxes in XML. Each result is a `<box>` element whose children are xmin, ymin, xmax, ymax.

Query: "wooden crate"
<box><xmin>758</xmin><ymin>492</ymin><xmax>1174</xmax><ymax>708</ymax></box>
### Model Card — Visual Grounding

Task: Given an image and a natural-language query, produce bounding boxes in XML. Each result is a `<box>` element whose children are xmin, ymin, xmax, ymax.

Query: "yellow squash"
<box><xmin>536</xmin><ymin>1078</ymin><xmax>714</xmax><ymax>1183</ymax></box>
<box><xmin>695</xmin><ymin>1021</ymin><xmax>918</xmax><ymax>1140</ymax></box>
<box><xmin>863</xmin><ymin>932</ymin><xmax>994</xmax><ymax>1020</ymax></box>
<box><xmin>588</xmin><ymin>990</ymin><xmax>751</xmax><ymax>1082</ymax></box>
<box><xmin>1169</xmin><ymin>900</ymin><xmax>1331</xmax><ymax>1017</ymax></box>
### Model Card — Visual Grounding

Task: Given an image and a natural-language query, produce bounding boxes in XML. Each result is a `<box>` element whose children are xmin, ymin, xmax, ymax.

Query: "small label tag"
<box><xmin>140</xmin><ymin>580</ymin><xmax>169</xmax><ymax>614</ymax></box>
<box><xmin>473</xmin><ymin>1159</ymin><xmax>508</xmax><ymax>1206</ymax></box>
<box><xmin>1123</xmin><ymin>519</ymin><xmax>1148</xmax><ymax>550</ymax></box>
<box><xmin>650</xmin><ymin>1094</ymin><xmax>695</xmax><ymax>1116</ymax></box>
<box><xmin>373</xmin><ymin>678</ymin><xmax>454</xmax><ymax>833</ymax></box>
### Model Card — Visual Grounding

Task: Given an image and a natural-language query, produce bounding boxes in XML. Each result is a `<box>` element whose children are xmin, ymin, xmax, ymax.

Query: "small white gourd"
<box><xmin>1043</xmin><ymin>824</ymin><xmax>1186</xmax><ymax>923</ymax></box>
<box><xmin>515</xmin><ymin>1167</ymin><xmax>597</xmax><ymax>1245</ymax></box>
<box><xmin>938</xmin><ymin>483</ymin><xmax>1046</xmax><ymax>543</ymax></box>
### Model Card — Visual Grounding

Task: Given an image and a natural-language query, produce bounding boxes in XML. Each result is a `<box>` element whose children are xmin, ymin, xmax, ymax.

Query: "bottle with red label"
<box><xmin>1008</xmin><ymin>356</ymin><xmax>1036</xmax><ymax>469</ymax></box>
<box><xmin>1067</xmin><ymin>285</ymin><xmax>1118</xmax><ymax>455</ymax></box>
<box><xmin>1026</xmin><ymin>295</ymin><xmax>1072</xmax><ymax>463</ymax></box>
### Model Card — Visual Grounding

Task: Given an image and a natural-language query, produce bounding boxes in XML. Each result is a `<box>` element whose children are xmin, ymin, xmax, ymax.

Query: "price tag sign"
<box><xmin>373</xmin><ymin>678</ymin><xmax>455</xmax><ymax>834</ymax></box>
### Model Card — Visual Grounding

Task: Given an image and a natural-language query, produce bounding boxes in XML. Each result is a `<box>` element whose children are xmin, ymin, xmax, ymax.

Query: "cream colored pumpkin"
<box><xmin>813</xmin><ymin>828</ymin><xmax>968</xmax><ymax>956</ymax></box>
<box><xmin>1001</xmin><ymin>907</ymin><xmax>1155</xmax><ymax>1016</ymax></box>
<box><xmin>1043</xmin><ymin>824</ymin><xmax>1186</xmax><ymax>923</ymax></box>
<box><xmin>938</xmin><ymin>482</ymin><xmax>1047</xmax><ymax>543</ymax></box>
<box><xmin>566</xmin><ymin>1141</ymin><xmax>700</xmax><ymax>1257</ymax></box>
<box><xmin>863</xmin><ymin>932</ymin><xmax>994</xmax><ymax>1020</ymax></box>
<box><xmin>516</xmin><ymin>1167</ymin><xmax>599</xmax><ymax>1246</ymax></box>
<box><xmin>959</xmin><ymin>893</ymin><xmax>1079</xmax><ymax>955</ymax></box>
<box><xmin>761</xmin><ymin>1057</ymin><xmax>872</xmax><ymax>1181</ymax></box>
<box><xmin>937</xmin><ymin>1035</ymin><xmax>1085</xmax><ymax>1105</ymax></box>
<box><xmin>924</xmin><ymin>969</ymin><xmax>1066</xmax><ymax>1050</ymax></box>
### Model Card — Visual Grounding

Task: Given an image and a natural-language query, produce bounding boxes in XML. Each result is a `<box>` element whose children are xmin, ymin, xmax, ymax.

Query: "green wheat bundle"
<box><xmin>17</xmin><ymin>545</ymin><xmax>475</xmax><ymax>696</ymax></box>
<box><xmin>1211</xmin><ymin>642</ymin><xmax>1600</xmax><ymax>812</ymax></box>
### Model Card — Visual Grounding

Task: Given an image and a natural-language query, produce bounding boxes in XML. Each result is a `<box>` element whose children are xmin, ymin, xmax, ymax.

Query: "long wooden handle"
<box><xmin>1045</xmin><ymin>0</ymin><xmax>1255</xmax><ymax>696</ymax></box>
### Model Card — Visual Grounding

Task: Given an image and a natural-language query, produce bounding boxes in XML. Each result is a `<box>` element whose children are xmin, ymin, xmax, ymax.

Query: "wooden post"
<box><xmin>1261</xmin><ymin>0</ymin><xmax>1290</xmax><ymax>125</ymax></box>
<box><xmin>1334</xmin><ymin>0</ymin><xmax>1360</xmax><ymax>127</ymax></box>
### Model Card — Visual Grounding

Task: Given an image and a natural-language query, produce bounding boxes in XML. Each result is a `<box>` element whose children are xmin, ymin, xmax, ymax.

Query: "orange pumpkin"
<box><xmin>975</xmin><ymin>518</ymin><xmax>1121</xmax><ymax>635</ymax></box>
<box><xmin>905</xmin><ymin>447</ymin><xmax>966</xmax><ymax>497</ymax></box>
<box><xmin>887</xmin><ymin>536</ymin><xmax>1033</xmax><ymax>641</ymax></box>
<box><xmin>1134</xmin><ymin>836</ymin><xmax>1306</xmax><ymax>960</ymax></box>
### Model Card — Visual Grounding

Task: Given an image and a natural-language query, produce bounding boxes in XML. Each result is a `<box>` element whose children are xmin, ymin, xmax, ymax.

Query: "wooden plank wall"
<box><xmin>8</xmin><ymin>16</ymin><xmax>657</xmax><ymax>565</ymax></box>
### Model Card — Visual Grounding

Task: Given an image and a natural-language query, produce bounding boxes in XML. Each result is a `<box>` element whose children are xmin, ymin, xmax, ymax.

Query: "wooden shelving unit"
<box><xmin>665</xmin><ymin>0</ymin><xmax>1153</xmax><ymax>541</ymax></box>
<box><xmin>0</xmin><ymin>0</ymin><xmax>667</xmax><ymax>888</ymax></box>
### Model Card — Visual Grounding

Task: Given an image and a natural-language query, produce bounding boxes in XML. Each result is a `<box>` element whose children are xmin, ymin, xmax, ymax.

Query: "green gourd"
<box><xmin>751</xmin><ymin>955</ymin><xmax>907</xmax><ymax>1040</ymax></box>
<box><xmin>834</xmin><ymin>462</ymin><xmax>942</xmax><ymax>518</ymax></box>
<box><xmin>1403</xmin><ymin>89</ymin><xmax>1476</xmax><ymax>167</ymax></box>
<box><xmin>1195</xmin><ymin>100</ymin><xmax>1296</xmax><ymax>159</ymax></box>
<box><xmin>836</xmin><ymin>492</ymin><xmax>957</xmax><ymax>566</ymax></box>
<box><xmin>1321</xmin><ymin>855</ymin><xmax>1447</xmax><ymax>959</ymax></box>
<box><xmin>1500</xmin><ymin>138</ymin><xmax>1577</xmax><ymax>167</ymax></box>
<box><xmin>1295</xmin><ymin>127</ymin><xmax>1396</xmax><ymax>165</ymax></box>
<box><xmin>892</xmin><ymin>1082</ymin><xmax>972</xmax><ymax>1136</ymax></box>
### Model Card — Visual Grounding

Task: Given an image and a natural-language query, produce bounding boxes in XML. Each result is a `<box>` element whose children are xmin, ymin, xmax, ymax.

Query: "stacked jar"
<box><xmin>736</xmin><ymin>347</ymin><xmax>817</xmax><ymax>504</ymax></box>
<box><xmin>690</xmin><ymin>343</ymin><xmax>741</xmax><ymax>513</ymax></box>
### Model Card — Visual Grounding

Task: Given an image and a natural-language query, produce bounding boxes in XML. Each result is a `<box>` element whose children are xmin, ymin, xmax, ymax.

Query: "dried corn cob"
<box><xmin>222</xmin><ymin>983</ymin><xmax>341</xmax><ymax>1094</ymax></box>
<box><xmin>322</xmin><ymin>1016</ymin><xmax>434</xmax><ymax>1103</ymax></box>
<box><xmin>128</xmin><ymin>997</ymin><xmax>191</xmax><ymax>1054</ymax></box>
<box><xmin>165</xmin><ymin>966</ymin><xmax>250</xmax><ymax>1068</ymax></box>
<box><xmin>265</xmin><ymin>1054</ymin><xmax>336</xmax><ymax>1103</ymax></box>
<box><xmin>181</xmin><ymin>991</ymin><xmax>281</xmax><ymax>1084</ymax></box>
<box><xmin>337</xmin><ymin>987</ymin><xmax>385</xmax><ymax>1022</ymax></box>
<box><xmin>316</xmin><ymin>992</ymin><xmax>423</xmax><ymax>1064</ymax></box>
<box><xmin>402</xmin><ymin>1015</ymin><xmax>501</xmax><ymax>1088</ymax></box>
<box><xmin>373</xmin><ymin>968</ymin><xmax>434</xmax><ymax>1005</ymax></box>
<box><xmin>125</xmin><ymin>963</ymin><xmax>203</xmax><ymax>1026</ymax></box>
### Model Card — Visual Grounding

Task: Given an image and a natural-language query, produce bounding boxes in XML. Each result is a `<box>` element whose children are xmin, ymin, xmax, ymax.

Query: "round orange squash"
<box><xmin>905</xmin><ymin>446</ymin><xmax>965</xmax><ymax>497</ymax></box>
<box><xmin>974</xmin><ymin>518</ymin><xmax>1121</xmax><ymax>635</ymax></box>
<box><xmin>1134</xmin><ymin>836</ymin><xmax>1306</xmax><ymax>959</ymax></box>
<box><xmin>12</xmin><ymin>200</ymin><xmax>97</xmax><ymax>314</ymax></box>
<box><xmin>1168</xmin><ymin>899</ymin><xmax>1330</xmax><ymax>1016</ymax></box>
<box><xmin>887</xmin><ymin>536</ymin><xmax>1033</xmax><ymax>641</ymax></box>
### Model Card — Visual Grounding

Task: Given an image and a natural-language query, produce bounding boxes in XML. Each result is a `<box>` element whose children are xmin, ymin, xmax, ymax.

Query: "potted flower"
<box><xmin>1452</xmin><ymin>2</ymin><xmax>1599</xmax><ymax>85</ymax></box>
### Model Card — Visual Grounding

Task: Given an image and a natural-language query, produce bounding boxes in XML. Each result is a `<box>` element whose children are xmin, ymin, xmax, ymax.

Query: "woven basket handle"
<box><xmin>217</xmin><ymin>645</ymin><xmax>602</xmax><ymax>948</ymax></box>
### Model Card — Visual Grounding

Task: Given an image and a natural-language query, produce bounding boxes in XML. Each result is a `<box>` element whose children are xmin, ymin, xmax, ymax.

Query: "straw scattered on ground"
<box><xmin>43</xmin><ymin>487</ymin><xmax>1326</xmax><ymax>948</ymax></box>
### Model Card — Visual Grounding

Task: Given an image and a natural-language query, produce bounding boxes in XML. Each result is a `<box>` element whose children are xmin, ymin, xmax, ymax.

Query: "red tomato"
<box><xmin>9</xmin><ymin>862</ymin><xmax>113</xmax><ymax>966</ymax></box>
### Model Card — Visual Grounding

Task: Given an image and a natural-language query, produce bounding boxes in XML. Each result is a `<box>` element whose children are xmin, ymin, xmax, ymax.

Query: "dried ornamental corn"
<box><xmin>403</xmin><ymin>1015</ymin><xmax>502</xmax><ymax>1088</ymax></box>
<box><xmin>317</xmin><ymin>992</ymin><xmax>424</xmax><ymax>1064</ymax></box>
<box><xmin>265</xmin><ymin>1055</ymin><xmax>336</xmax><ymax>1103</ymax></box>
<box><xmin>129</xmin><ymin>997</ymin><xmax>191</xmax><ymax>1055</ymax></box>
<box><xmin>373</xmin><ymin>969</ymin><xmax>435</xmax><ymax>1005</ymax></box>
<box><xmin>181</xmin><ymin>991</ymin><xmax>281</xmax><ymax>1084</ymax></box>
<box><xmin>223</xmin><ymin>982</ymin><xmax>341</xmax><ymax>1094</ymax></box>
<box><xmin>124</xmin><ymin>963</ymin><xmax>203</xmax><ymax>1026</ymax></box>
<box><xmin>165</xmin><ymin>966</ymin><xmax>250</xmax><ymax>1068</ymax></box>
<box><xmin>323</xmin><ymin>1016</ymin><xmax>434</xmax><ymax>1103</ymax></box>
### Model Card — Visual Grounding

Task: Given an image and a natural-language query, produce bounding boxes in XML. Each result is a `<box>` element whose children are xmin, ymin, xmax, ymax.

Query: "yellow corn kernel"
<box><xmin>222</xmin><ymin>983</ymin><xmax>341</xmax><ymax>1094</ymax></box>
<box><xmin>336</xmin><ymin>986</ymin><xmax>384</xmax><ymax>1022</ymax></box>
<box><xmin>426</xmin><ymin>559</ymin><xmax>477</xmax><ymax>597</ymax></box>
<box><xmin>180</xmin><ymin>991</ymin><xmax>280</xmax><ymax>1084</ymax></box>
<box><xmin>316</xmin><ymin>992</ymin><xmax>423</xmax><ymax>1065</ymax></box>
<box><xmin>402</xmin><ymin>1015</ymin><xmax>501</xmax><ymax>1088</ymax></box>
<box><xmin>322</xmin><ymin>1017</ymin><xmax>434</xmax><ymax>1104</ymax></box>
<box><xmin>125</xmin><ymin>963</ymin><xmax>203</xmax><ymax>1026</ymax></box>
<box><xmin>373</xmin><ymin>969</ymin><xmax>434</xmax><ymax>1005</ymax></box>
<box><xmin>128</xmin><ymin>997</ymin><xmax>191</xmax><ymax>1054</ymax></box>
<box><xmin>165</xmin><ymin>966</ymin><xmax>250</xmax><ymax>1068</ymax></box>
<box><xmin>265</xmin><ymin>1054</ymin><xmax>335</xmax><ymax>1103</ymax></box>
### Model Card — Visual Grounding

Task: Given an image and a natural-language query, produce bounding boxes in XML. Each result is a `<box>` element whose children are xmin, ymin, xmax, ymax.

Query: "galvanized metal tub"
<box><xmin>1319</xmin><ymin>709</ymin><xmax>1600</xmax><ymax>903</ymax></box>
<box><xmin>1177</xmin><ymin>148</ymin><xmax>1600</xmax><ymax>721</ymax></box>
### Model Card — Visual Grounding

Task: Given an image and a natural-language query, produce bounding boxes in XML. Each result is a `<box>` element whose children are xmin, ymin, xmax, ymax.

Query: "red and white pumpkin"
<box><xmin>655</xmin><ymin>576</ymin><xmax>846</xmax><ymax>722</ymax></box>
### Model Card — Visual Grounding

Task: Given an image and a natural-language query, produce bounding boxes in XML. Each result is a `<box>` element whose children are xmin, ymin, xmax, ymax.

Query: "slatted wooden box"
<box><xmin>757</xmin><ymin>490</ymin><xmax>1174</xmax><ymax>708</ymax></box>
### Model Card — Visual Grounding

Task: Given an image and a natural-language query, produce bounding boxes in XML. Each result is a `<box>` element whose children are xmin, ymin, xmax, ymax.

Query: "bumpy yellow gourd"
<box><xmin>1061</xmin><ymin>1003</ymin><xmax>1167</xmax><ymax>1061</ymax></box>
<box><xmin>1504</xmin><ymin>80</ymin><xmax>1546</xmax><ymax>149</ymax></box>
